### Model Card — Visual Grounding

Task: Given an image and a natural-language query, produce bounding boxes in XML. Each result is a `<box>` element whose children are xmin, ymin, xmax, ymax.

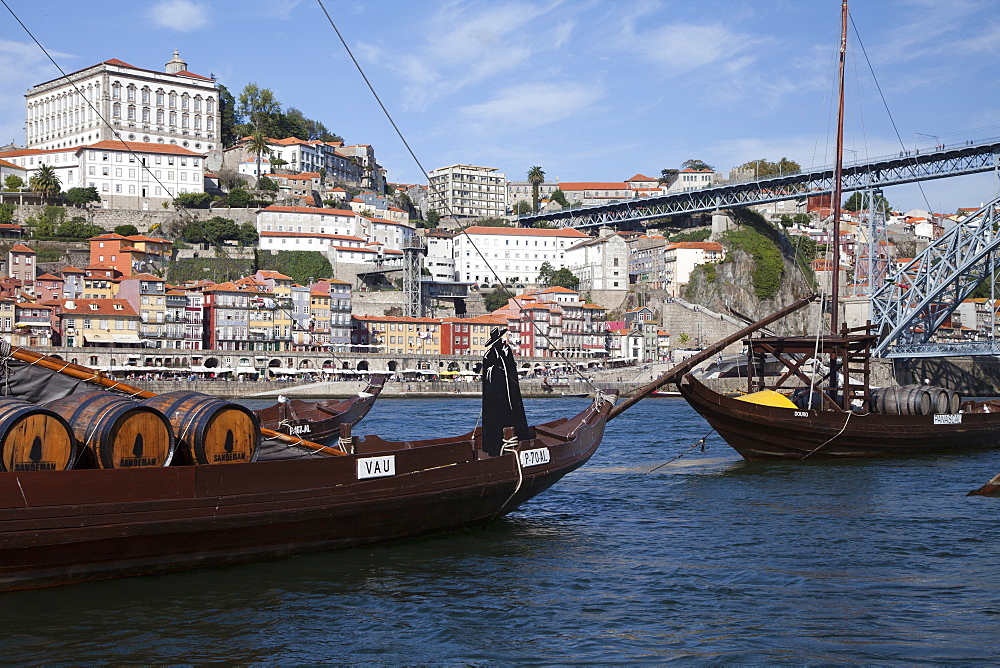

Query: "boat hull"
<box><xmin>0</xmin><ymin>400</ymin><xmax>609</xmax><ymax>592</ymax></box>
<box><xmin>253</xmin><ymin>377</ymin><xmax>385</xmax><ymax>443</ymax></box>
<box><xmin>679</xmin><ymin>375</ymin><xmax>1000</xmax><ymax>460</ymax></box>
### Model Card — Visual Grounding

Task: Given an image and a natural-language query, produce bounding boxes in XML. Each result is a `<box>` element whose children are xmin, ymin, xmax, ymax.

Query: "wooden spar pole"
<box><xmin>5</xmin><ymin>345</ymin><xmax>348</xmax><ymax>457</ymax></box>
<box><xmin>830</xmin><ymin>0</ymin><xmax>849</xmax><ymax>334</ymax></box>
<box><xmin>607</xmin><ymin>294</ymin><xmax>816</xmax><ymax>421</ymax></box>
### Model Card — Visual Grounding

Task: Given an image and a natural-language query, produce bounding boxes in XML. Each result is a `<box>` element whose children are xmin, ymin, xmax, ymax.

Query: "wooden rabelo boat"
<box><xmin>0</xmin><ymin>331</ymin><xmax>614</xmax><ymax>592</ymax></box>
<box><xmin>616</xmin><ymin>1</ymin><xmax>1000</xmax><ymax>461</ymax></box>
<box><xmin>677</xmin><ymin>330</ymin><xmax>1000</xmax><ymax>460</ymax></box>
<box><xmin>252</xmin><ymin>375</ymin><xmax>386</xmax><ymax>444</ymax></box>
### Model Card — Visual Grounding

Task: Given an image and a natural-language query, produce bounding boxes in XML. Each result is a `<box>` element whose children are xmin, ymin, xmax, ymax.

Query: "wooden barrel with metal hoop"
<box><xmin>141</xmin><ymin>391</ymin><xmax>260</xmax><ymax>465</ymax></box>
<box><xmin>44</xmin><ymin>391</ymin><xmax>175</xmax><ymax>469</ymax></box>
<box><xmin>0</xmin><ymin>398</ymin><xmax>77</xmax><ymax>472</ymax></box>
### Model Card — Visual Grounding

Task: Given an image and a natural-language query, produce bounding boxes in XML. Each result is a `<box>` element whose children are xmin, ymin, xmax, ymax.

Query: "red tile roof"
<box><xmin>463</xmin><ymin>226</ymin><xmax>589</xmax><ymax>238</ymax></box>
<box><xmin>54</xmin><ymin>298</ymin><xmax>138</xmax><ymax>317</ymax></box>
<box><xmin>83</xmin><ymin>141</ymin><xmax>205</xmax><ymax>157</ymax></box>
<box><xmin>558</xmin><ymin>182</ymin><xmax>629</xmax><ymax>191</ymax></box>
<box><xmin>9</xmin><ymin>244</ymin><xmax>34</xmax><ymax>254</ymax></box>
<box><xmin>261</xmin><ymin>205</ymin><xmax>357</xmax><ymax>217</ymax></box>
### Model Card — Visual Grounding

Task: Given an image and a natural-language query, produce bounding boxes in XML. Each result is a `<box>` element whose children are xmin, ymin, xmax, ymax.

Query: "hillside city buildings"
<box><xmin>5</xmin><ymin>48</ymin><xmax>982</xmax><ymax>369</ymax></box>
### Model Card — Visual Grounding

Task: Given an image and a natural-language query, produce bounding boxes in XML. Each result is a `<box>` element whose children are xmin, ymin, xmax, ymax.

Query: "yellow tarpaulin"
<box><xmin>736</xmin><ymin>389</ymin><xmax>798</xmax><ymax>409</ymax></box>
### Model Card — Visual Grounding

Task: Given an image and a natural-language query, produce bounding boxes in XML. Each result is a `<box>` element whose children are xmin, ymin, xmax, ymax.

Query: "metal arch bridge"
<box><xmin>517</xmin><ymin>137</ymin><xmax>1000</xmax><ymax>229</ymax></box>
<box><xmin>870</xmin><ymin>192</ymin><xmax>1000</xmax><ymax>358</ymax></box>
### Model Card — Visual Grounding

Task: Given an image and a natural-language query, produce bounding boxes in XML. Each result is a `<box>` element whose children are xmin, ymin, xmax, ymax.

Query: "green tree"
<box><xmin>217</xmin><ymin>83</ymin><xmax>239</xmax><ymax>147</ymax></box>
<box><xmin>549</xmin><ymin>267</ymin><xmax>580</xmax><ymax>290</ymax></box>
<box><xmin>536</xmin><ymin>261</ymin><xmax>555</xmax><ymax>286</ymax></box>
<box><xmin>658</xmin><ymin>168</ymin><xmax>679</xmax><ymax>185</ymax></box>
<box><xmin>260</xmin><ymin>250</ymin><xmax>333</xmax><ymax>285</ymax></box>
<box><xmin>29</xmin><ymin>164</ymin><xmax>61</xmax><ymax>200</ymax></box>
<box><xmin>236</xmin><ymin>83</ymin><xmax>281</xmax><ymax>137</ymax></box>
<box><xmin>173</xmin><ymin>192</ymin><xmax>213</xmax><ymax>209</ymax></box>
<box><xmin>65</xmin><ymin>186</ymin><xmax>101</xmax><ymax>206</ymax></box>
<box><xmin>527</xmin><ymin>165</ymin><xmax>545</xmax><ymax>213</ymax></box>
<box><xmin>246</xmin><ymin>130</ymin><xmax>273</xmax><ymax>188</ymax></box>
<box><xmin>550</xmin><ymin>189</ymin><xmax>569</xmax><ymax>207</ymax></box>
<box><xmin>56</xmin><ymin>217</ymin><xmax>103</xmax><ymax>239</ymax></box>
<box><xmin>681</xmin><ymin>159</ymin><xmax>714</xmax><ymax>171</ymax></box>
<box><xmin>226</xmin><ymin>188</ymin><xmax>255</xmax><ymax>208</ymax></box>
<box><xmin>114</xmin><ymin>224</ymin><xmax>139</xmax><ymax>236</ymax></box>
<box><xmin>514</xmin><ymin>200</ymin><xmax>533</xmax><ymax>215</ymax></box>
<box><xmin>0</xmin><ymin>203</ymin><xmax>14</xmax><ymax>224</ymax></box>
<box><xmin>844</xmin><ymin>191</ymin><xmax>890</xmax><ymax>213</ymax></box>
<box><xmin>258</xmin><ymin>175</ymin><xmax>279</xmax><ymax>196</ymax></box>
<box><xmin>3</xmin><ymin>174</ymin><xmax>24</xmax><ymax>191</ymax></box>
<box><xmin>738</xmin><ymin>157</ymin><xmax>801</xmax><ymax>178</ymax></box>
<box><xmin>182</xmin><ymin>216</ymin><xmax>240</xmax><ymax>245</ymax></box>
<box><xmin>425</xmin><ymin>210</ymin><xmax>441</xmax><ymax>228</ymax></box>
<box><xmin>668</xmin><ymin>228</ymin><xmax>711</xmax><ymax>242</ymax></box>
<box><xmin>237</xmin><ymin>222</ymin><xmax>259</xmax><ymax>246</ymax></box>
<box><xmin>483</xmin><ymin>287</ymin><xmax>509</xmax><ymax>312</ymax></box>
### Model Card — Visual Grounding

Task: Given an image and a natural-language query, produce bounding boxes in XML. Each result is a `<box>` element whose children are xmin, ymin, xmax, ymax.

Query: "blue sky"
<box><xmin>2</xmin><ymin>0</ymin><xmax>999</xmax><ymax>213</ymax></box>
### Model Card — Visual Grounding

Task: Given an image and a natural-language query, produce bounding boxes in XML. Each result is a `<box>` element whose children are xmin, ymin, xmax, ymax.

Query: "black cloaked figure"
<box><xmin>481</xmin><ymin>326</ymin><xmax>531</xmax><ymax>456</ymax></box>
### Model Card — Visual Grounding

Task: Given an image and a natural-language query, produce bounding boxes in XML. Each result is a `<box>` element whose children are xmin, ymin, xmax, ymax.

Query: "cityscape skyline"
<box><xmin>1</xmin><ymin>0</ymin><xmax>998</xmax><ymax>212</ymax></box>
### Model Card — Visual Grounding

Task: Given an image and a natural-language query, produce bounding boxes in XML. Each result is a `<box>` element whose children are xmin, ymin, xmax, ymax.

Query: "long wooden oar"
<box><xmin>6</xmin><ymin>346</ymin><xmax>348</xmax><ymax>457</ymax></box>
<box><xmin>608</xmin><ymin>294</ymin><xmax>817</xmax><ymax>421</ymax></box>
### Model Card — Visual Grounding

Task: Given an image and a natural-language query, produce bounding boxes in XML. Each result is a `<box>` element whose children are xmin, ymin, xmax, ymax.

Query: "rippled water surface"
<box><xmin>3</xmin><ymin>397</ymin><xmax>1000</xmax><ymax>663</ymax></box>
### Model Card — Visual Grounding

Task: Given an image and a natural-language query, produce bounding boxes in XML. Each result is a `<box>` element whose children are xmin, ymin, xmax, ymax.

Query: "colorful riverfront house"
<box><xmin>352</xmin><ymin>315</ymin><xmax>442</xmax><ymax>356</ymax></box>
<box><xmin>48</xmin><ymin>298</ymin><xmax>141</xmax><ymax>348</ymax></box>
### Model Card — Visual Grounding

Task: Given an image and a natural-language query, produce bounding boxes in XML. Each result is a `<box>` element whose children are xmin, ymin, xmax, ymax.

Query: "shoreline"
<box><xmin>127</xmin><ymin>377</ymin><xmax>749</xmax><ymax>400</ymax></box>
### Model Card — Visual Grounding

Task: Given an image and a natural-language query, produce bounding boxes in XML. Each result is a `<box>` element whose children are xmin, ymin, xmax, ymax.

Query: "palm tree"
<box><xmin>527</xmin><ymin>165</ymin><xmax>545</xmax><ymax>213</ymax></box>
<box><xmin>245</xmin><ymin>130</ymin><xmax>273</xmax><ymax>189</ymax></box>
<box><xmin>29</xmin><ymin>164</ymin><xmax>61</xmax><ymax>201</ymax></box>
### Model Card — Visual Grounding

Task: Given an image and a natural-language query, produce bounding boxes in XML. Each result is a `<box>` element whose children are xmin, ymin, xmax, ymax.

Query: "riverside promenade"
<box><xmin>129</xmin><ymin>360</ymin><xmax>755</xmax><ymax>400</ymax></box>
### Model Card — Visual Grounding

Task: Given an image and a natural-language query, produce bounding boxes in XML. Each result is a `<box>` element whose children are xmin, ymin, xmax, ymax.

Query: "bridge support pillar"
<box><xmin>842</xmin><ymin>295</ymin><xmax>871</xmax><ymax>330</ymax></box>
<box><xmin>711</xmin><ymin>211</ymin><xmax>734</xmax><ymax>239</ymax></box>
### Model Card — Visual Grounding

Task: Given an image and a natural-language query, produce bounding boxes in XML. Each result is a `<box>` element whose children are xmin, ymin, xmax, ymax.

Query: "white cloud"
<box><xmin>615</xmin><ymin>20</ymin><xmax>762</xmax><ymax>78</ymax></box>
<box><xmin>360</xmin><ymin>1</ymin><xmax>572</xmax><ymax>110</ymax></box>
<box><xmin>456</xmin><ymin>82</ymin><xmax>602</xmax><ymax>135</ymax></box>
<box><xmin>150</xmin><ymin>0</ymin><xmax>209</xmax><ymax>32</ymax></box>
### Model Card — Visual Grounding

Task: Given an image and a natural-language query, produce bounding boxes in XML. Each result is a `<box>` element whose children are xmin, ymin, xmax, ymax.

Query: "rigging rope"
<box><xmin>314</xmin><ymin>0</ymin><xmax>602</xmax><ymax>394</ymax></box>
<box><xmin>646</xmin><ymin>429</ymin><xmax>713</xmax><ymax>474</ymax></box>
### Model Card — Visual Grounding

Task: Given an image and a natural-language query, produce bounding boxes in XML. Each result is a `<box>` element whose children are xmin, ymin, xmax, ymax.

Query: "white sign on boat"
<box><xmin>934</xmin><ymin>414</ymin><xmax>962</xmax><ymax>425</ymax></box>
<box><xmin>357</xmin><ymin>455</ymin><xmax>396</xmax><ymax>479</ymax></box>
<box><xmin>519</xmin><ymin>448</ymin><xmax>551</xmax><ymax>467</ymax></box>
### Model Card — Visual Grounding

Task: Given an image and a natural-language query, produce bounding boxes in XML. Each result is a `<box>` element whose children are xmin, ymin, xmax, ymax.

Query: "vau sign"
<box><xmin>357</xmin><ymin>455</ymin><xmax>396</xmax><ymax>479</ymax></box>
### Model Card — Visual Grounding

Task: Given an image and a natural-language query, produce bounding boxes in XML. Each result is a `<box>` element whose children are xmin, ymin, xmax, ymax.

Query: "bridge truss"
<box><xmin>518</xmin><ymin>139</ymin><xmax>1000</xmax><ymax>229</ymax></box>
<box><xmin>871</xmin><ymin>192</ymin><xmax>1000</xmax><ymax>358</ymax></box>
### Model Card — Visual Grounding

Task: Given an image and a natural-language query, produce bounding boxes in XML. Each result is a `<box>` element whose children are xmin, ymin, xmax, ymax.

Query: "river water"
<box><xmin>3</xmin><ymin>397</ymin><xmax>1000</xmax><ymax>663</ymax></box>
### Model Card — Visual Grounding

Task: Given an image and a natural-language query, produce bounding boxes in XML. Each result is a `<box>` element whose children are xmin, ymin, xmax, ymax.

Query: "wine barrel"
<box><xmin>876</xmin><ymin>386</ymin><xmax>901</xmax><ymax>414</ymax></box>
<box><xmin>0</xmin><ymin>398</ymin><xmax>77</xmax><ymax>472</ymax></box>
<box><xmin>45</xmin><ymin>391</ymin><xmax>175</xmax><ymax>469</ymax></box>
<box><xmin>141</xmin><ymin>392</ymin><xmax>259</xmax><ymax>465</ymax></box>
<box><xmin>948</xmin><ymin>389</ymin><xmax>961</xmax><ymax>414</ymax></box>
<box><xmin>925</xmin><ymin>387</ymin><xmax>949</xmax><ymax>414</ymax></box>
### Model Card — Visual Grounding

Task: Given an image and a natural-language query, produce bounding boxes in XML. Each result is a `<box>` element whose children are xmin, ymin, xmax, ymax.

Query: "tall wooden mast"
<box><xmin>830</xmin><ymin>0</ymin><xmax>849</xmax><ymax>333</ymax></box>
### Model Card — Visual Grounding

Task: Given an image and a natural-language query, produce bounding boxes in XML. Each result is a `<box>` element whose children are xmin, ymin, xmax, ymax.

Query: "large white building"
<box><xmin>564</xmin><ymin>227</ymin><xmax>629</xmax><ymax>291</ymax></box>
<box><xmin>256</xmin><ymin>205</ymin><xmax>415</xmax><ymax>264</ymax></box>
<box><xmin>25</xmin><ymin>51</ymin><xmax>220</xmax><ymax>153</ymax></box>
<box><xmin>453</xmin><ymin>225</ymin><xmax>590</xmax><ymax>286</ymax></box>
<box><xmin>664</xmin><ymin>241</ymin><xmax>725</xmax><ymax>296</ymax></box>
<box><xmin>428</xmin><ymin>164</ymin><xmax>507</xmax><ymax>219</ymax></box>
<box><xmin>0</xmin><ymin>141</ymin><xmax>205</xmax><ymax>210</ymax></box>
